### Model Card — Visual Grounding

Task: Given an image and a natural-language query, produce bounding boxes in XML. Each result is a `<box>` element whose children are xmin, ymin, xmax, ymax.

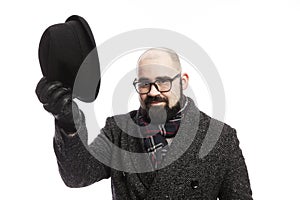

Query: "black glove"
<box><xmin>35</xmin><ymin>77</ymin><xmax>81</xmax><ymax>133</ymax></box>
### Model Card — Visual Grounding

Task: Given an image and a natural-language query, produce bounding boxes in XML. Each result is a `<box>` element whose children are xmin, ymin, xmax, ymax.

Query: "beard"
<box><xmin>141</xmin><ymin>94</ymin><xmax>184</xmax><ymax>124</ymax></box>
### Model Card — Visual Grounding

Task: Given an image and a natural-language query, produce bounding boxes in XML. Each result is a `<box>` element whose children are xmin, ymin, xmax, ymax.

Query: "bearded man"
<box><xmin>36</xmin><ymin>47</ymin><xmax>253</xmax><ymax>199</ymax></box>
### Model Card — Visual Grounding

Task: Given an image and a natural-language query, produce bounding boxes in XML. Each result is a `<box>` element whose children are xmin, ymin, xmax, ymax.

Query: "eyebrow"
<box><xmin>138</xmin><ymin>76</ymin><xmax>172</xmax><ymax>82</ymax></box>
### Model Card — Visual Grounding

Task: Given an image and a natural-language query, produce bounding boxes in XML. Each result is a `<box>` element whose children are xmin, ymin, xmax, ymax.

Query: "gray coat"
<box><xmin>53</xmin><ymin>98</ymin><xmax>253</xmax><ymax>200</ymax></box>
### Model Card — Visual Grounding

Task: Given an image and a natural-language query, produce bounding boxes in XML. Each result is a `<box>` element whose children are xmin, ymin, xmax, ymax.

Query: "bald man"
<box><xmin>36</xmin><ymin>48</ymin><xmax>253</xmax><ymax>199</ymax></box>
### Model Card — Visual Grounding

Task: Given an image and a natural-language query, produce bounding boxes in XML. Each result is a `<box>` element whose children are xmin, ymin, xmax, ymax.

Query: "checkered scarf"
<box><xmin>137</xmin><ymin>97</ymin><xmax>189</xmax><ymax>170</ymax></box>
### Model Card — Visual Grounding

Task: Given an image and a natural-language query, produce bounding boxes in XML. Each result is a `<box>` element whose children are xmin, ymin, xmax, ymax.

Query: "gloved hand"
<box><xmin>35</xmin><ymin>77</ymin><xmax>82</xmax><ymax>133</ymax></box>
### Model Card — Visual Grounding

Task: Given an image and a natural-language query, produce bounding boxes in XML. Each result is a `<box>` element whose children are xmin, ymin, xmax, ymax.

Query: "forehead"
<box><xmin>137</xmin><ymin>49</ymin><xmax>180</xmax><ymax>79</ymax></box>
<box><xmin>137</xmin><ymin>64</ymin><xmax>178</xmax><ymax>80</ymax></box>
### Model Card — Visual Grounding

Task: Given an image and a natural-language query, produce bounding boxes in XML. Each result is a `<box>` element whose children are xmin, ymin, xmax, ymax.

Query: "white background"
<box><xmin>1</xmin><ymin>0</ymin><xmax>300</xmax><ymax>199</ymax></box>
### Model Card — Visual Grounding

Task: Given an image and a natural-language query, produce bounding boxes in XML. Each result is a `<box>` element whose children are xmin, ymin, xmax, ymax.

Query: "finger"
<box><xmin>39</xmin><ymin>81</ymin><xmax>63</xmax><ymax>104</ymax></box>
<box><xmin>44</xmin><ymin>87</ymin><xmax>70</xmax><ymax>114</ymax></box>
<box><xmin>35</xmin><ymin>77</ymin><xmax>47</xmax><ymax>100</ymax></box>
<box><xmin>52</xmin><ymin>93</ymin><xmax>72</xmax><ymax>115</ymax></box>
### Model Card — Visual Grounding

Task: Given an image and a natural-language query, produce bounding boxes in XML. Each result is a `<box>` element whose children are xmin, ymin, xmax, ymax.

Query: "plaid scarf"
<box><xmin>137</xmin><ymin>97</ymin><xmax>189</xmax><ymax>170</ymax></box>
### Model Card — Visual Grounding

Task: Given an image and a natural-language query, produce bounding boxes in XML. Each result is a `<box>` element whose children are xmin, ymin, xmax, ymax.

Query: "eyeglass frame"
<box><xmin>133</xmin><ymin>73</ymin><xmax>181</xmax><ymax>94</ymax></box>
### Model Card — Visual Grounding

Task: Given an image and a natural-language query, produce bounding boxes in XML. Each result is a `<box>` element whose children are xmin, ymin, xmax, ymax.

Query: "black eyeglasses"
<box><xmin>133</xmin><ymin>73</ymin><xmax>181</xmax><ymax>94</ymax></box>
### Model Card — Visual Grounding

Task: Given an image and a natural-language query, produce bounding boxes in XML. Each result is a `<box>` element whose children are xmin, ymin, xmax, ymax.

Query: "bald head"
<box><xmin>137</xmin><ymin>47</ymin><xmax>181</xmax><ymax>73</ymax></box>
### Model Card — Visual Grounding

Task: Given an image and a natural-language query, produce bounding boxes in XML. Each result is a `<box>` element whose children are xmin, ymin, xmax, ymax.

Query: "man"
<box><xmin>36</xmin><ymin>47</ymin><xmax>253</xmax><ymax>199</ymax></box>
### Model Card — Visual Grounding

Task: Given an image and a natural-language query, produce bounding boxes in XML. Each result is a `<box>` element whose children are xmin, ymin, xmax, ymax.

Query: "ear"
<box><xmin>181</xmin><ymin>73</ymin><xmax>189</xmax><ymax>90</ymax></box>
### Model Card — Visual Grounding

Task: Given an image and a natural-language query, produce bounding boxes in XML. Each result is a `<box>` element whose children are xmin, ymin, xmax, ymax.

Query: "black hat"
<box><xmin>38</xmin><ymin>15</ymin><xmax>100</xmax><ymax>102</ymax></box>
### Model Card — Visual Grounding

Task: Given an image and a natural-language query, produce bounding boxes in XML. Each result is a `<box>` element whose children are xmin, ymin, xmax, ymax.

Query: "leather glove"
<box><xmin>35</xmin><ymin>77</ymin><xmax>81</xmax><ymax>133</ymax></box>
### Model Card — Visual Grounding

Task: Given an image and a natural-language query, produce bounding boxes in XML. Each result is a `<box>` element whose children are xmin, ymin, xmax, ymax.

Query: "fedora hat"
<box><xmin>38</xmin><ymin>15</ymin><xmax>100</xmax><ymax>102</ymax></box>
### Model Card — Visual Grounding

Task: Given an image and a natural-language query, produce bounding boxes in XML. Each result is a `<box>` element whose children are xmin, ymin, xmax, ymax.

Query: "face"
<box><xmin>136</xmin><ymin>50</ymin><xmax>189</xmax><ymax>122</ymax></box>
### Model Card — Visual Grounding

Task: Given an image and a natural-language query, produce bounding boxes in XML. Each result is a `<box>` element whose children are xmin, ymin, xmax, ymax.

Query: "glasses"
<box><xmin>133</xmin><ymin>73</ymin><xmax>181</xmax><ymax>94</ymax></box>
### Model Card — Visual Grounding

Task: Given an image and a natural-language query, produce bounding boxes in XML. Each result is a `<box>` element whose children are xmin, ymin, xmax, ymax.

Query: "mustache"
<box><xmin>144</xmin><ymin>96</ymin><xmax>168</xmax><ymax>105</ymax></box>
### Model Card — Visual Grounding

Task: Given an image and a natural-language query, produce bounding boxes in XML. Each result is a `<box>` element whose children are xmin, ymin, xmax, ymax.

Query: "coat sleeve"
<box><xmin>53</xmin><ymin>112</ymin><xmax>113</xmax><ymax>188</ymax></box>
<box><xmin>218</xmin><ymin>128</ymin><xmax>253</xmax><ymax>200</ymax></box>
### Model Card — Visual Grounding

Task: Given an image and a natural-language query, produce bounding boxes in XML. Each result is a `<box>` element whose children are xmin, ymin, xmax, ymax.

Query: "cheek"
<box><xmin>165</xmin><ymin>91</ymin><xmax>180</xmax><ymax>108</ymax></box>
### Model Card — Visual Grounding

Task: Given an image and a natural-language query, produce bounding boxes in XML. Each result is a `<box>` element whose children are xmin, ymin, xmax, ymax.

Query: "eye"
<box><xmin>156</xmin><ymin>79</ymin><xmax>169</xmax><ymax>84</ymax></box>
<box><xmin>138</xmin><ymin>82</ymin><xmax>150</xmax><ymax>87</ymax></box>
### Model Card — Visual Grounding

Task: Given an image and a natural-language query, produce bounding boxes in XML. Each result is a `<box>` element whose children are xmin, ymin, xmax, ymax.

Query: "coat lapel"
<box><xmin>114</xmin><ymin>112</ymin><xmax>156</xmax><ymax>198</ymax></box>
<box><xmin>143</xmin><ymin>98</ymin><xmax>206</xmax><ymax>198</ymax></box>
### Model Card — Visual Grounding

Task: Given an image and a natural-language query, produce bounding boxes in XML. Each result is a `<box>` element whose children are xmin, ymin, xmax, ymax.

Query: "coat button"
<box><xmin>191</xmin><ymin>180</ymin><xmax>199</xmax><ymax>189</ymax></box>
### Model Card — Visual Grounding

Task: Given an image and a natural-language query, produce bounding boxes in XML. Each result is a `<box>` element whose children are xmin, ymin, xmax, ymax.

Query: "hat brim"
<box><xmin>66</xmin><ymin>15</ymin><xmax>96</xmax><ymax>48</ymax></box>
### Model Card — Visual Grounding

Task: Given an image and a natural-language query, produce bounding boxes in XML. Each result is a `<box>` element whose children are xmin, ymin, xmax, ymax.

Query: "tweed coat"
<box><xmin>53</xmin><ymin>97</ymin><xmax>253</xmax><ymax>200</ymax></box>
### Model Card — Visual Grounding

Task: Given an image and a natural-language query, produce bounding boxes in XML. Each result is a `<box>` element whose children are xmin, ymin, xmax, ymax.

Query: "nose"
<box><xmin>148</xmin><ymin>84</ymin><xmax>160</xmax><ymax>96</ymax></box>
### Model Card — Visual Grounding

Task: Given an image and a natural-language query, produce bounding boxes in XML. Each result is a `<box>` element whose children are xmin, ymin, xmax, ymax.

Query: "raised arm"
<box><xmin>36</xmin><ymin>77</ymin><xmax>112</xmax><ymax>187</ymax></box>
